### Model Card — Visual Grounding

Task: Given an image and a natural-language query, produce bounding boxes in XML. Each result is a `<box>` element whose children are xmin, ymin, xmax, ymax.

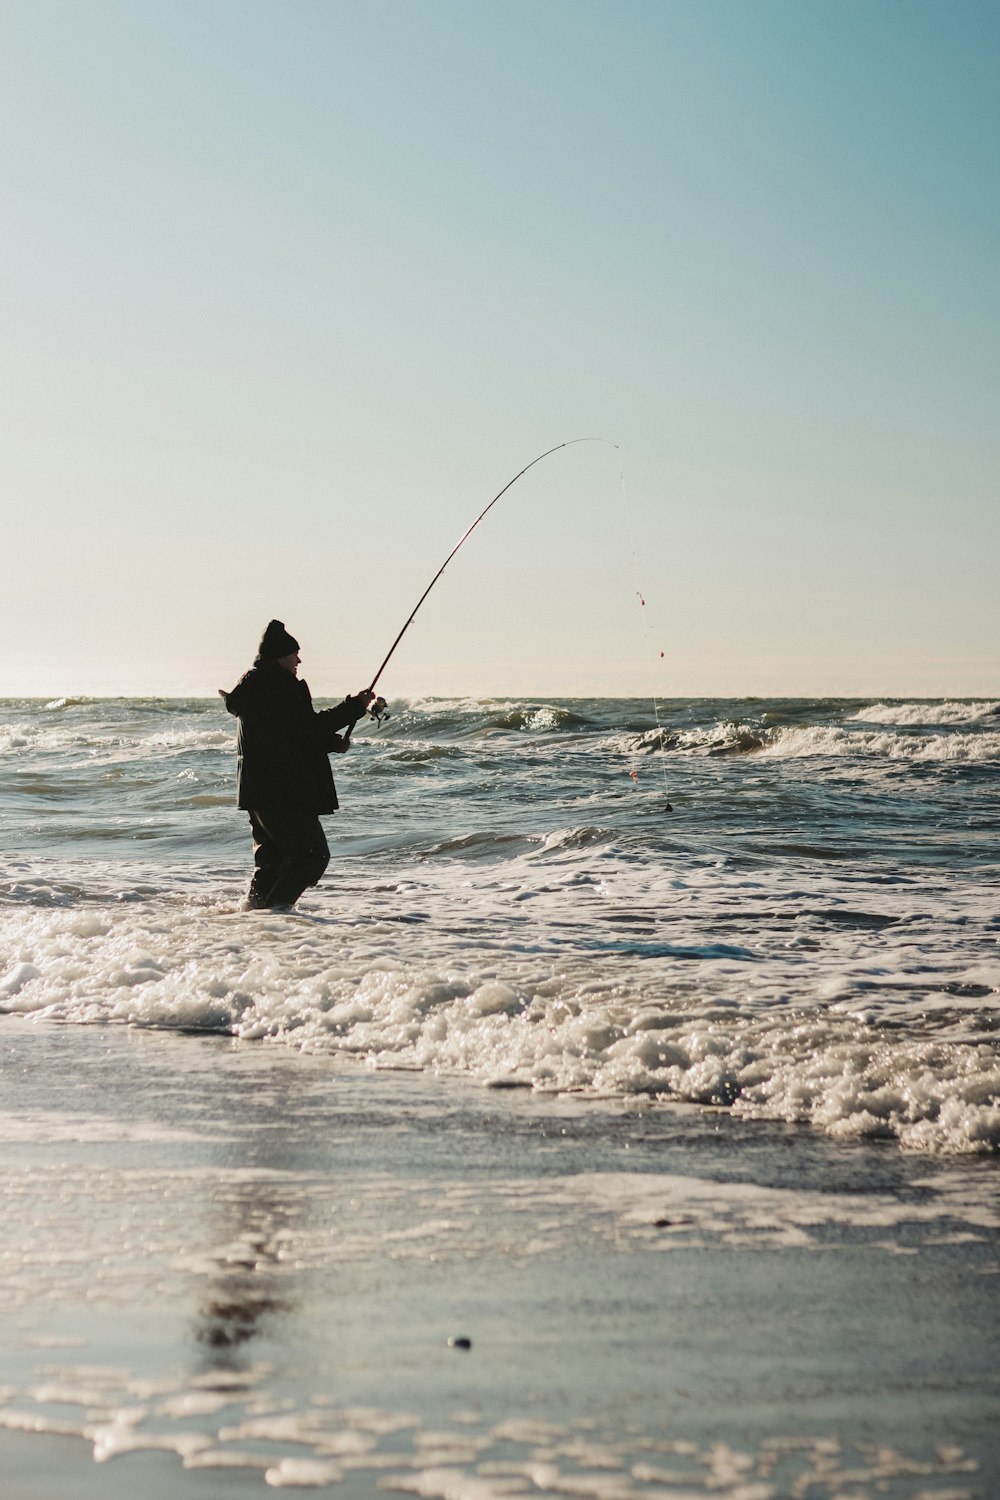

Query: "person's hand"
<box><xmin>347</xmin><ymin>689</ymin><xmax>377</xmax><ymax>713</ymax></box>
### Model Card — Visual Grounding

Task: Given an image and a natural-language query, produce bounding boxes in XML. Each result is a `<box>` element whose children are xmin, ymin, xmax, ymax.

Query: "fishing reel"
<box><xmin>368</xmin><ymin>695</ymin><xmax>389</xmax><ymax>725</ymax></box>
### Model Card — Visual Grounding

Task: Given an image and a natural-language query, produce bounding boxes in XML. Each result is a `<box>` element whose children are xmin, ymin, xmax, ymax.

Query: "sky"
<box><xmin>2</xmin><ymin>0</ymin><xmax>997</xmax><ymax>700</ymax></box>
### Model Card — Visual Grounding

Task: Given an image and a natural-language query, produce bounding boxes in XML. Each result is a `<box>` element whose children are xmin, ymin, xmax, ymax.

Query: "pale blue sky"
<box><xmin>2</xmin><ymin>0</ymin><xmax>997</xmax><ymax>698</ymax></box>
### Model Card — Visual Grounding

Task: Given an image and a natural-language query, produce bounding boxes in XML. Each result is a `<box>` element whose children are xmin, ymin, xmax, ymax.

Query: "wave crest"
<box><xmin>852</xmin><ymin>700</ymin><xmax>1000</xmax><ymax>726</ymax></box>
<box><xmin>618</xmin><ymin>719</ymin><xmax>1000</xmax><ymax>763</ymax></box>
<box><xmin>761</xmin><ymin>726</ymin><xmax>1000</xmax><ymax>762</ymax></box>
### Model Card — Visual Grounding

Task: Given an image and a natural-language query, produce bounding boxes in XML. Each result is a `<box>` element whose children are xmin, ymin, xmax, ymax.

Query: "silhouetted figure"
<box><xmin>220</xmin><ymin>621</ymin><xmax>373</xmax><ymax>910</ymax></box>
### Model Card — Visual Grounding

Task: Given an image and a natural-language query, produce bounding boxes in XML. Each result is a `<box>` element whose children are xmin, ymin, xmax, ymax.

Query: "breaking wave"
<box><xmin>2</xmin><ymin>693</ymin><xmax>998</xmax><ymax>1159</ymax></box>
<box><xmin>851</xmin><ymin>700</ymin><xmax>1000</xmax><ymax>726</ymax></box>
<box><xmin>622</xmin><ymin>720</ymin><xmax>1000</xmax><ymax>762</ymax></box>
<box><xmin>1</xmin><ymin>897</ymin><xmax>996</xmax><ymax>1155</ymax></box>
<box><xmin>759</xmin><ymin>726</ymin><xmax>1000</xmax><ymax>762</ymax></box>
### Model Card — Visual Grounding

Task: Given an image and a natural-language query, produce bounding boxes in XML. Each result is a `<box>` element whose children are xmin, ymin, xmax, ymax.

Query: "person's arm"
<box><xmin>316</xmin><ymin>690</ymin><xmax>376</xmax><ymax>749</ymax></box>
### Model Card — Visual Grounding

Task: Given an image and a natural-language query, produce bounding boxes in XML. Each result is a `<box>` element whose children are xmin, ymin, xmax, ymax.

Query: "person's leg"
<box><xmin>246</xmin><ymin>811</ymin><xmax>283</xmax><ymax>909</ymax></box>
<box><xmin>245</xmin><ymin>811</ymin><xmax>330</xmax><ymax>909</ymax></box>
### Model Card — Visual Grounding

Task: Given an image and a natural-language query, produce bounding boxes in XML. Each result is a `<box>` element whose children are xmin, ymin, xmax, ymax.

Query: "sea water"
<box><xmin>1</xmin><ymin>694</ymin><xmax>999</xmax><ymax>1496</ymax></box>
<box><xmin>1</xmin><ymin>693</ymin><xmax>997</xmax><ymax>1153</ymax></box>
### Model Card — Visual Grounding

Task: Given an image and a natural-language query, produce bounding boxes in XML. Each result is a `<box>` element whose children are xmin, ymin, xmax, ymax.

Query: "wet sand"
<box><xmin>0</xmin><ymin>1019</ymin><xmax>997</xmax><ymax>1498</ymax></box>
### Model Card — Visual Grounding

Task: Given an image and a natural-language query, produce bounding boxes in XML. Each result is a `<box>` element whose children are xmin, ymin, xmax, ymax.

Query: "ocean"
<box><xmin>2</xmin><ymin>694</ymin><xmax>998</xmax><ymax>1153</ymax></box>
<box><xmin>1</xmin><ymin>694</ymin><xmax>998</xmax><ymax>1498</ymax></box>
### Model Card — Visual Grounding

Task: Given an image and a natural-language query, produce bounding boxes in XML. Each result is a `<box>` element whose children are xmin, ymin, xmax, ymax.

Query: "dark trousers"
<box><xmin>246</xmin><ymin>810</ymin><xmax>330</xmax><ymax>909</ymax></box>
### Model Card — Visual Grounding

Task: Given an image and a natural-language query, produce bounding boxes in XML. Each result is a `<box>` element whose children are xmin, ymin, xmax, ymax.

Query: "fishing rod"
<box><xmin>349</xmin><ymin>438</ymin><xmax>618</xmax><ymax>731</ymax></box>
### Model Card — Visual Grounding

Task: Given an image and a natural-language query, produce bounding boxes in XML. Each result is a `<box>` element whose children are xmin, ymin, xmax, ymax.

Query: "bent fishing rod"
<box><xmin>345</xmin><ymin>439</ymin><xmax>618</xmax><ymax>734</ymax></box>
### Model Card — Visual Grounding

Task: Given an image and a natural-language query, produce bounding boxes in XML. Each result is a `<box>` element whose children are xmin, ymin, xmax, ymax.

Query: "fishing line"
<box><xmin>364</xmin><ymin>438</ymin><xmax>619</xmax><ymax>694</ymax></box>
<box><xmin>615</xmin><ymin>446</ymin><xmax>673</xmax><ymax>806</ymax></box>
<box><xmin>352</xmin><ymin>440</ymin><xmax>672</xmax><ymax>807</ymax></box>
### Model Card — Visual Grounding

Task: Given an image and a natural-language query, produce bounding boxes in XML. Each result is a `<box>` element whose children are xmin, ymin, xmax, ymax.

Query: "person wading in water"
<box><xmin>220</xmin><ymin>620</ymin><xmax>374</xmax><ymax>911</ymax></box>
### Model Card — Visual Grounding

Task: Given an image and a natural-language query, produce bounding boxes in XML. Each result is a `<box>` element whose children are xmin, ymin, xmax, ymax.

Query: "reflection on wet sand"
<box><xmin>193</xmin><ymin>1182</ymin><xmax>297</xmax><ymax>1361</ymax></box>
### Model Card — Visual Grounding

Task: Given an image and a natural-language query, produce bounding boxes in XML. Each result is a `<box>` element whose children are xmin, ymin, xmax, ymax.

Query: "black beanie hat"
<box><xmin>258</xmin><ymin>620</ymin><xmax>300</xmax><ymax>661</ymax></box>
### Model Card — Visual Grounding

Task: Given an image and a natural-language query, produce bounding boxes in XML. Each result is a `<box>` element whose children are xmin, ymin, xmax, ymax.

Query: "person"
<box><xmin>219</xmin><ymin>620</ymin><xmax>374</xmax><ymax>911</ymax></box>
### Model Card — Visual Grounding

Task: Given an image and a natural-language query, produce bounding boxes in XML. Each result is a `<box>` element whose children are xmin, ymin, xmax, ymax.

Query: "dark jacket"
<box><xmin>222</xmin><ymin>659</ymin><xmax>362</xmax><ymax>813</ymax></box>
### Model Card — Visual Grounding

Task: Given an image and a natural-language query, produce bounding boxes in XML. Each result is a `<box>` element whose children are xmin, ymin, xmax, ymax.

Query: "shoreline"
<box><xmin>0</xmin><ymin>1018</ymin><xmax>997</xmax><ymax>1498</ymax></box>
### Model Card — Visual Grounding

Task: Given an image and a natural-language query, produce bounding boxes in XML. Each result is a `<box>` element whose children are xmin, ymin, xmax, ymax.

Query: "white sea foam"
<box><xmin>2</xmin><ymin>693</ymin><xmax>998</xmax><ymax>1159</ymax></box>
<box><xmin>619</xmin><ymin>719</ymin><xmax>1000</xmax><ymax>761</ymax></box>
<box><xmin>2</xmin><ymin>884</ymin><xmax>997</xmax><ymax>1154</ymax></box>
<box><xmin>0</xmin><ymin>961</ymin><xmax>41</xmax><ymax>997</ymax></box>
<box><xmin>851</xmin><ymin>700</ymin><xmax>1000</xmax><ymax>726</ymax></box>
<box><xmin>558</xmin><ymin>1169</ymin><xmax>1000</xmax><ymax>1241</ymax></box>
<box><xmin>1</xmin><ymin>1365</ymin><xmax>980</xmax><ymax>1500</ymax></box>
<box><xmin>264</xmin><ymin>1456</ymin><xmax>345</xmax><ymax>1486</ymax></box>
<box><xmin>0</xmin><ymin>1109</ymin><xmax>212</xmax><ymax>1144</ymax></box>
<box><xmin>760</xmin><ymin>725</ymin><xmax>1000</xmax><ymax>761</ymax></box>
<box><xmin>0</xmin><ymin>719</ymin><xmax>231</xmax><ymax>760</ymax></box>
